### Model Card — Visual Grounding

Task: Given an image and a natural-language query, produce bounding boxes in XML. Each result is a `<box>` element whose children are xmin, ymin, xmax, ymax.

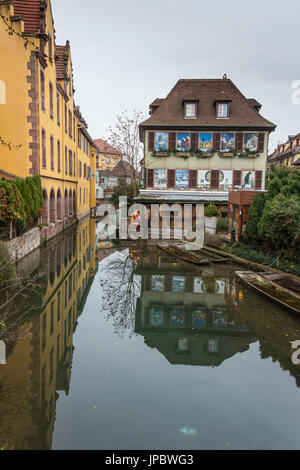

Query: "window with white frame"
<box><xmin>217</xmin><ymin>103</ymin><xmax>229</xmax><ymax>118</ymax></box>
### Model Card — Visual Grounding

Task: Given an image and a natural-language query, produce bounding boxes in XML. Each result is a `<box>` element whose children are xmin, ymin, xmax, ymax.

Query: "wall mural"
<box><xmin>219</xmin><ymin>170</ymin><xmax>233</xmax><ymax>190</ymax></box>
<box><xmin>177</xmin><ymin>132</ymin><xmax>190</xmax><ymax>152</ymax></box>
<box><xmin>199</xmin><ymin>133</ymin><xmax>213</xmax><ymax>152</ymax></box>
<box><xmin>197</xmin><ymin>170</ymin><xmax>211</xmax><ymax>189</ymax></box>
<box><xmin>155</xmin><ymin>132</ymin><xmax>168</xmax><ymax>151</ymax></box>
<box><xmin>154</xmin><ymin>168</ymin><xmax>167</xmax><ymax>188</ymax></box>
<box><xmin>170</xmin><ymin>307</ymin><xmax>185</xmax><ymax>327</ymax></box>
<box><xmin>176</xmin><ymin>169</ymin><xmax>189</xmax><ymax>189</ymax></box>
<box><xmin>242</xmin><ymin>170</ymin><xmax>255</xmax><ymax>189</ymax></box>
<box><xmin>194</xmin><ymin>277</ymin><xmax>206</xmax><ymax>293</ymax></box>
<box><xmin>244</xmin><ymin>133</ymin><xmax>258</xmax><ymax>151</ymax></box>
<box><xmin>221</xmin><ymin>132</ymin><xmax>235</xmax><ymax>152</ymax></box>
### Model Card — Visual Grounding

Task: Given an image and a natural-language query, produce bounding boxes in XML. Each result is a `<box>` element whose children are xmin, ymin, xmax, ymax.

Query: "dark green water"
<box><xmin>1</xmin><ymin>219</ymin><xmax>300</xmax><ymax>450</ymax></box>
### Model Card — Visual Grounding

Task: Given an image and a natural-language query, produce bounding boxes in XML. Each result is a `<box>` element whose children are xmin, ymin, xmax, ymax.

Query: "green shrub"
<box><xmin>258</xmin><ymin>193</ymin><xmax>300</xmax><ymax>254</ymax></box>
<box><xmin>225</xmin><ymin>242</ymin><xmax>300</xmax><ymax>276</ymax></box>
<box><xmin>217</xmin><ymin>217</ymin><xmax>229</xmax><ymax>232</ymax></box>
<box><xmin>204</xmin><ymin>203</ymin><xmax>218</xmax><ymax>217</ymax></box>
<box><xmin>244</xmin><ymin>192</ymin><xmax>266</xmax><ymax>244</ymax></box>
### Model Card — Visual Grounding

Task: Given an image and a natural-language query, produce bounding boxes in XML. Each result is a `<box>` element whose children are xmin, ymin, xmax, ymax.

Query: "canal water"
<box><xmin>1</xmin><ymin>218</ymin><xmax>300</xmax><ymax>450</ymax></box>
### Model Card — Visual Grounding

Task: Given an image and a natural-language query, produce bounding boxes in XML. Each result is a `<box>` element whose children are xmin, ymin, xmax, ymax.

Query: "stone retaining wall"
<box><xmin>4</xmin><ymin>227</ymin><xmax>40</xmax><ymax>261</ymax></box>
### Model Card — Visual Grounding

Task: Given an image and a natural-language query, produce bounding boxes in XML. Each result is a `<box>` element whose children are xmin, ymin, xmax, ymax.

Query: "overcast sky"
<box><xmin>52</xmin><ymin>0</ymin><xmax>300</xmax><ymax>152</ymax></box>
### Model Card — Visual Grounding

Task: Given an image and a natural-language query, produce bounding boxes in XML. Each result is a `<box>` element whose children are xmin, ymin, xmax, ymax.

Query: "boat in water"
<box><xmin>158</xmin><ymin>243</ymin><xmax>210</xmax><ymax>265</ymax></box>
<box><xmin>235</xmin><ymin>271</ymin><xmax>300</xmax><ymax>315</ymax></box>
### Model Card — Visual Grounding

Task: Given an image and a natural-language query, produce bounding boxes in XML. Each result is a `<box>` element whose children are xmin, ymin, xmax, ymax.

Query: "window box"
<box><xmin>220</xmin><ymin>152</ymin><xmax>233</xmax><ymax>157</ymax></box>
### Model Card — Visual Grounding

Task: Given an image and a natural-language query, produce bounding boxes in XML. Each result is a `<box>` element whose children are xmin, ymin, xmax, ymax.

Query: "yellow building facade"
<box><xmin>0</xmin><ymin>0</ymin><xmax>97</xmax><ymax>240</ymax></box>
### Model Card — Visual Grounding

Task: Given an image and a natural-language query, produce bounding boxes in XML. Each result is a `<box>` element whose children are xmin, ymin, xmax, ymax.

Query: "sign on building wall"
<box><xmin>219</xmin><ymin>170</ymin><xmax>233</xmax><ymax>190</ymax></box>
<box><xmin>199</xmin><ymin>133</ymin><xmax>213</xmax><ymax>152</ymax></box>
<box><xmin>221</xmin><ymin>133</ymin><xmax>235</xmax><ymax>152</ymax></box>
<box><xmin>177</xmin><ymin>133</ymin><xmax>190</xmax><ymax>152</ymax></box>
<box><xmin>242</xmin><ymin>170</ymin><xmax>255</xmax><ymax>189</ymax></box>
<box><xmin>154</xmin><ymin>169</ymin><xmax>167</xmax><ymax>188</ymax></box>
<box><xmin>198</xmin><ymin>170</ymin><xmax>211</xmax><ymax>189</ymax></box>
<box><xmin>244</xmin><ymin>133</ymin><xmax>258</xmax><ymax>151</ymax></box>
<box><xmin>176</xmin><ymin>169</ymin><xmax>189</xmax><ymax>189</ymax></box>
<box><xmin>155</xmin><ymin>132</ymin><xmax>168</xmax><ymax>151</ymax></box>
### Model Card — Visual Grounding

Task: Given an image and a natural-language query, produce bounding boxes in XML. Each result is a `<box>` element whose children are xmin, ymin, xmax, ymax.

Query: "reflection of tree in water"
<box><xmin>99</xmin><ymin>249</ymin><xmax>141</xmax><ymax>338</ymax></box>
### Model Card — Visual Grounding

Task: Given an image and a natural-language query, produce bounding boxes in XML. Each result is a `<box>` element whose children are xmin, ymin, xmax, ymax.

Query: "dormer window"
<box><xmin>217</xmin><ymin>103</ymin><xmax>229</xmax><ymax>118</ymax></box>
<box><xmin>184</xmin><ymin>101</ymin><xmax>197</xmax><ymax>119</ymax></box>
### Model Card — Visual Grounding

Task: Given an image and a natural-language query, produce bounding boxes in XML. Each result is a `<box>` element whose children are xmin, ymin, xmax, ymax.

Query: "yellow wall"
<box><xmin>0</xmin><ymin>1</ymin><xmax>96</xmax><ymax>228</ymax></box>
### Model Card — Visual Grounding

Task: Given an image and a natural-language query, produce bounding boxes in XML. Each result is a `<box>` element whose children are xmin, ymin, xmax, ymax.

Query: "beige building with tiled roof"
<box><xmin>138</xmin><ymin>77</ymin><xmax>276</xmax><ymax>213</ymax></box>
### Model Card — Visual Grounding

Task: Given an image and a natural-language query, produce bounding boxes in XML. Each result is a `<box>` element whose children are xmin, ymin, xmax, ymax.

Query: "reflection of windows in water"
<box><xmin>177</xmin><ymin>338</ymin><xmax>189</xmax><ymax>353</ymax></box>
<box><xmin>150</xmin><ymin>307</ymin><xmax>164</xmax><ymax>326</ymax></box>
<box><xmin>151</xmin><ymin>275</ymin><xmax>164</xmax><ymax>292</ymax></box>
<box><xmin>192</xmin><ymin>311</ymin><xmax>206</xmax><ymax>328</ymax></box>
<box><xmin>172</xmin><ymin>276</ymin><xmax>185</xmax><ymax>292</ymax></box>
<box><xmin>170</xmin><ymin>309</ymin><xmax>184</xmax><ymax>327</ymax></box>
<box><xmin>207</xmin><ymin>339</ymin><xmax>219</xmax><ymax>353</ymax></box>
<box><xmin>215</xmin><ymin>280</ymin><xmax>225</xmax><ymax>294</ymax></box>
<box><xmin>193</xmin><ymin>277</ymin><xmax>205</xmax><ymax>293</ymax></box>
<box><xmin>213</xmin><ymin>310</ymin><xmax>227</xmax><ymax>328</ymax></box>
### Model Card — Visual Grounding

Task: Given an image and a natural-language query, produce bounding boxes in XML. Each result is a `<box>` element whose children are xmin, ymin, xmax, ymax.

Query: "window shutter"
<box><xmin>213</xmin><ymin>133</ymin><xmax>221</xmax><ymax>151</ymax></box>
<box><xmin>147</xmin><ymin>169</ymin><xmax>154</xmax><ymax>188</ymax></box>
<box><xmin>167</xmin><ymin>169</ymin><xmax>175</xmax><ymax>188</ymax></box>
<box><xmin>189</xmin><ymin>169</ymin><xmax>197</xmax><ymax>188</ymax></box>
<box><xmin>148</xmin><ymin>132</ymin><xmax>155</xmax><ymax>151</ymax></box>
<box><xmin>169</xmin><ymin>132</ymin><xmax>176</xmax><ymax>151</ymax></box>
<box><xmin>190</xmin><ymin>133</ymin><xmax>199</xmax><ymax>151</ymax></box>
<box><xmin>210</xmin><ymin>170</ymin><xmax>219</xmax><ymax>189</ymax></box>
<box><xmin>258</xmin><ymin>133</ymin><xmax>265</xmax><ymax>152</ymax></box>
<box><xmin>255</xmin><ymin>170</ymin><xmax>263</xmax><ymax>190</ymax></box>
<box><xmin>233</xmin><ymin>170</ymin><xmax>242</xmax><ymax>186</ymax></box>
<box><xmin>235</xmin><ymin>133</ymin><xmax>243</xmax><ymax>151</ymax></box>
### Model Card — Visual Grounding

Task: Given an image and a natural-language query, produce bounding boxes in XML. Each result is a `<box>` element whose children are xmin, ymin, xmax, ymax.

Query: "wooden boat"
<box><xmin>235</xmin><ymin>271</ymin><xmax>300</xmax><ymax>315</ymax></box>
<box><xmin>158</xmin><ymin>243</ymin><xmax>210</xmax><ymax>265</ymax></box>
<box><xmin>192</xmin><ymin>248</ymin><xmax>227</xmax><ymax>264</ymax></box>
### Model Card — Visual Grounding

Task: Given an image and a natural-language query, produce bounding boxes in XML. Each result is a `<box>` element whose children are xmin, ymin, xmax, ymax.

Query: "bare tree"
<box><xmin>106</xmin><ymin>110</ymin><xmax>144</xmax><ymax>198</ymax></box>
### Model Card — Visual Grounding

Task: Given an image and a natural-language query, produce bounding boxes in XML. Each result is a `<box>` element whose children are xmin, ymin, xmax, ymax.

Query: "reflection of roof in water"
<box><xmin>139</xmin><ymin>330</ymin><xmax>257</xmax><ymax>367</ymax></box>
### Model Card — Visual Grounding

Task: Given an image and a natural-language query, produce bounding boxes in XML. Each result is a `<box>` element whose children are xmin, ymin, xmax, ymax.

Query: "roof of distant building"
<box><xmin>94</xmin><ymin>139</ymin><xmax>122</xmax><ymax>156</ymax></box>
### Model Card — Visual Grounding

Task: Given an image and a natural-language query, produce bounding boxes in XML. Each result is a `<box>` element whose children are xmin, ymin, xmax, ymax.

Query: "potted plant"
<box><xmin>204</xmin><ymin>203</ymin><xmax>218</xmax><ymax>235</ymax></box>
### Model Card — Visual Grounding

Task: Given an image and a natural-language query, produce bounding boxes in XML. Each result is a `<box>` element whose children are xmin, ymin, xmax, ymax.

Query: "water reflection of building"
<box><xmin>0</xmin><ymin>217</ymin><xmax>97</xmax><ymax>450</ymax></box>
<box><xmin>134</xmin><ymin>248</ymin><xmax>257</xmax><ymax>367</ymax></box>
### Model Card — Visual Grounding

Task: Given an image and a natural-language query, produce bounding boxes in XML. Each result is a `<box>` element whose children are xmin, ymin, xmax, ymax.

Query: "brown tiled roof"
<box><xmin>247</xmin><ymin>98</ymin><xmax>262</xmax><ymax>110</ymax></box>
<box><xmin>55</xmin><ymin>45</ymin><xmax>68</xmax><ymax>80</ymax></box>
<box><xmin>93</xmin><ymin>139</ymin><xmax>122</xmax><ymax>156</ymax></box>
<box><xmin>150</xmin><ymin>98</ymin><xmax>164</xmax><ymax>106</ymax></box>
<box><xmin>13</xmin><ymin>0</ymin><xmax>41</xmax><ymax>34</ymax></box>
<box><xmin>140</xmin><ymin>78</ymin><xmax>276</xmax><ymax>130</ymax></box>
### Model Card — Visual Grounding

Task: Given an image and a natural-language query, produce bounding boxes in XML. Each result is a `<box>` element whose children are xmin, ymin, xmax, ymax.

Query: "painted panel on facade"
<box><xmin>197</xmin><ymin>170</ymin><xmax>210</xmax><ymax>189</ymax></box>
<box><xmin>219</xmin><ymin>170</ymin><xmax>233</xmax><ymax>190</ymax></box>
<box><xmin>199</xmin><ymin>133</ymin><xmax>213</xmax><ymax>152</ymax></box>
<box><xmin>244</xmin><ymin>133</ymin><xmax>258</xmax><ymax>151</ymax></box>
<box><xmin>155</xmin><ymin>132</ymin><xmax>168</xmax><ymax>151</ymax></box>
<box><xmin>177</xmin><ymin>132</ymin><xmax>190</xmax><ymax>152</ymax></box>
<box><xmin>176</xmin><ymin>169</ymin><xmax>189</xmax><ymax>189</ymax></box>
<box><xmin>150</xmin><ymin>306</ymin><xmax>164</xmax><ymax>326</ymax></box>
<box><xmin>154</xmin><ymin>169</ymin><xmax>167</xmax><ymax>188</ymax></box>
<box><xmin>242</xmin><ymin>170</ymin><xmax>255</xmax><ymax>189</ymax></box>
<box><xmin>173</xmin><ymin>276</ymin><xmax>185</xmax><ymax>292</ymax></box>
<box><xmin>151</xmin><ymin>275</ymin><xmax>164</xmax><ymax>292</ymax></box>
<box><xmin>221</xmin><ymin>133</ymin><xmax>235</xmax><ymax>152</ymax></box>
